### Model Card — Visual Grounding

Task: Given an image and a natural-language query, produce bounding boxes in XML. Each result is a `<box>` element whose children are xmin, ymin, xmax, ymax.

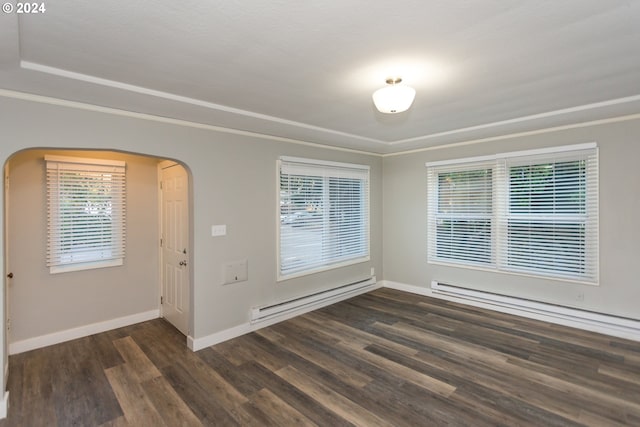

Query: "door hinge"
<box><xmin>159</xmin><ymin>181</ymin><xmax>163</xmax><ymax>189</ymax></box>
<box><xmin>160</xmin><ymin>296</ymin><xmax>163</xmax><ymax>305</ymax></box>
<box><xmin>160</xmin><ymin>238</ymin><xmax>163</xmax><ymax>247</ymax></box>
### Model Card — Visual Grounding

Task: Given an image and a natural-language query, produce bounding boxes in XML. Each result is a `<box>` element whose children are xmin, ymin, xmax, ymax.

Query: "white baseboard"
<box><xmin>190</xmin><ymin>281</ymin><xmax>382</xmax><ymax>351</ymax></box>
<box><xmin>189</xmin><ymin>322</ymin><xmax>253</xmax><ymax>351</ymax></box>
<box><xmin>187</xmin><ymin>335</ymin><xmax>195</xmax><ymax>350</ymax></box>
<box><xmin>381</xmin><ymin>280</ymin><xmax>640</xmax><ymax>342</ymax></box>
<box><xmin>9</xmin><ymin>309</ymin><xmax>160</xmax><ymax>355</ymax></box>
<box><xmin>0</xmin><ymin>391</ymin><xmax>8</xmax><ymax>419</ymax></box>
<box><xmin>381</xmin><ymin>280</ymin><xmax>436</xmax><ymax>297</ymax></box>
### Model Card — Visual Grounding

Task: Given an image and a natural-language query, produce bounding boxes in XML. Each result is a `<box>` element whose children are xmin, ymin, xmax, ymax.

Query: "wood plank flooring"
<box><xmin>1</xmin><ymin>288</ymin><xmax>639</xmax><ymax>426</ymax></box>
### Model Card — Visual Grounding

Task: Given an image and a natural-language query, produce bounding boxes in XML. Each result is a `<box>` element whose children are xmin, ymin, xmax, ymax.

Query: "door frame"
<box><xmin>157</xmin><ymin>160</ymin><xmax>192</xmax><ymax>336</ymax></box>
<box><xmin>3</xmin><ymin>165</ymin><xmax>9</xmax><ymax>387</ymax></box>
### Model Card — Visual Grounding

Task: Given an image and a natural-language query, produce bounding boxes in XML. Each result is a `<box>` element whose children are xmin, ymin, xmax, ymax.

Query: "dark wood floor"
<box><xmin>1</xmin><ymin>288</ymin><xmax>639</xmax><ymax>426</ymax></box>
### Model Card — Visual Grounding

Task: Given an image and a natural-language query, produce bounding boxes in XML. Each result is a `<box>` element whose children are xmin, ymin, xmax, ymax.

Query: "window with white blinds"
<box><xmin>46</xmin><ymin>155</ymin><xmax>126</xmax><ymax>274</ymax></box>
<box><xmin>428</xmin><ymin>164</ymin><xmax>494</xmax><ymax>267</ymax></box>
<box><xmin>427</xmin><ymin>143</ymin><xmax>598</xmax><ymax>283</ymax></box>
<box><xmin>499</xmin><ymin>149</ymin><xmax>598</xmax><ymax>280</ymax></box>
<box><xmin>278</xmin><ymin>157</ymin><xmax>369</xmax><ymax>279</ymax></box>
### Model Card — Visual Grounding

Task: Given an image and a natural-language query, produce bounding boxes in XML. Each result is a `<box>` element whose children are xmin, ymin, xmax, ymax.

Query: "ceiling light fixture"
<box><xmin>372</xmin><ymin>77</ymin><xmax>416</xmax><ymax>114</ymax></box>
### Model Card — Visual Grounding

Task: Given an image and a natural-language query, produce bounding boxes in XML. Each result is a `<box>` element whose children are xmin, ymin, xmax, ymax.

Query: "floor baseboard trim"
<box><xmin>9</xmin><ymin>309</ymin><xmax>160</xmax><ymax>355</ymax></box>
<box><xmin>0</xmin><ymin>391</ymin><xmax>8</xmax><ymax>419</ymax></box>
<box><xmin>381</xmin><ymin>280</ymin><xmax>640</xmax><ymax>342</ymax></box>
<box><xmin>190</xmin><ymin>281</ymin><xmax>382</xmax><ymax>351</ymax></box>
<box><xmin>190</xmin><ymin>323</ymin><xmax>253</xmax><ymax>352</ymax></box>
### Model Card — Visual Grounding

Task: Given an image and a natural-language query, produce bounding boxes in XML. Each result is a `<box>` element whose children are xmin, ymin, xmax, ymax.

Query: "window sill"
<box><xmin>428</xmin><ymin>259</ymin><xmax>599</xmax><ymax>286</ymax></box>
<box><xmin>50</xmin><ymin>258</ymin><xmax>123</xmax><ymax>274</ymax></box>
<box><xmin>278</xmin><ymin>256</ymin><xmax>370</xmax><ymax>282</ymax></box>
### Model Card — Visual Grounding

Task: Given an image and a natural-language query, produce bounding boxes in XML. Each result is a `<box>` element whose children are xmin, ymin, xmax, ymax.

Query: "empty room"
<box><xmin>0</xmin><ymin>1</ymin><xmax>639</xmax><ymax>426</ymax></box>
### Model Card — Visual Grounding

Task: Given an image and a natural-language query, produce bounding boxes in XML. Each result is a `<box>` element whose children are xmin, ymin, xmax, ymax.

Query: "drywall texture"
<box><xmin>7</xmin><ymin>149</ymin><xmax>161</xmax><ymax>343</ymax></box>
<box><xmin>383</xmin><ymin>119</ymin><xmax>640</xmax><ymax>320</ymax></box>
<box><xmin>0</xmin><ymin>96</ymin><xmax>383</xmax><ymax>348</ymax></box>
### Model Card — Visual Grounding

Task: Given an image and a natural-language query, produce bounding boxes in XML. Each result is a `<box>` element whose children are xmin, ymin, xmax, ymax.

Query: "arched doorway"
<box><xmin>4</xmin><ymin>148</ymin><xmax>192</xmax><ymax>355</ymax></box>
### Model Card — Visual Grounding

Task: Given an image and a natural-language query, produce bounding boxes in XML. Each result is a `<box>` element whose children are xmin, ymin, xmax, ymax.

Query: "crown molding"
<box><xmin>0</xmin><ymin>88</ymin><xmax>382</xmax><ymax>157</ymax></box>
<box><xmin>2</xmin><ymin>87</ymin><xmax>640</xmax><ymax>158</ymax></box>
<box><xmin>381</xmin><ymin>112</ymin><xmax>640</xmax><ymax>157</ymax></box>
<box><xmin>20</xmin><ymin>61</ymin><xmax>384</xmax><ymax>146</ymax></box>
<box><xmin>21</xmin><ymin>61</ymin><xmax>640</xmax><ymax>153</ymax></box>
<box><xmin>389</xmin><ymin>94</ymin><xmax>640</xmax><ymax>147</ymax></box>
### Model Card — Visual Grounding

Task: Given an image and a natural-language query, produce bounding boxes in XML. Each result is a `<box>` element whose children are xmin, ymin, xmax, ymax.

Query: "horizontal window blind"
<box><xmin>427</xmin><ymin>144</ymin><xmax>598</xmax><ymax>283</ymax></box>
<box><xmin>498</xmin><ymin>150</ymin><xmax>598</xmax><ymax>281</ymax></box>
<box><xmin>46</xmin><ymin>156</ymin><xmax>126</xmax><ymax>272</ymax></box>
<box><xmin>279</xmin><ymin>157</ymin><xmax>369</xmax><ymax>278</ymax></box>
<box><xmin>427</xmin><ymin>163</ymin><xmax>494</xmax><ymax>267</ymax></box>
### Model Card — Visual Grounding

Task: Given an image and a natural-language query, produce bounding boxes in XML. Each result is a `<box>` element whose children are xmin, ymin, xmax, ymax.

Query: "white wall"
<box><xmin>383</xmin><ymin>118</ymin><xmax>640</xmax><ymax>320</ymax></box>
<box><xmin>7</xmin><ymin>149</ymin><xmax>161</xmax><ymax>343</ymax></box>
<box><xmin>0</xmin><ymin>95</ymin><xmax>383</xmax><ymax>357</ymax></box>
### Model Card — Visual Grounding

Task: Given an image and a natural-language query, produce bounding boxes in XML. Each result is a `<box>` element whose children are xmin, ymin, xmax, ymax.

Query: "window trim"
<box><xmin>46</xmin><ymin>155</ymin><xmax>126</xmax><ymax>274</ymax></box>
<box><xmin>276</xmin><ymin>156</ymin><xmax>370</xmax><ymax>281</ymax></box>
<box><xmin>426</xmin><ymin>143</ymin><xmax>599</xmax><ymax>285</ymax></box>
<box><xmin>428</xmin><ymin>162</ymin><xmax>496</xmax><ymax>268</ymax></box>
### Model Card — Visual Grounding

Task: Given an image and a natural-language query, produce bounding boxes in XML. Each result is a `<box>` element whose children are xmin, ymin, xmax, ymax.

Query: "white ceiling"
<box><xmin>1</xmin><ymin>0</ymin><xmax>639</xmax><ymax>154</ymax></box>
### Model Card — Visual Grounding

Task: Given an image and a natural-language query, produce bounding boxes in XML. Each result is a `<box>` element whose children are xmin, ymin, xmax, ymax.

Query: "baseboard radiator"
<box><xmin>430</xmin><ymin>281</ymin><xmax>640</xmax><ymax>341</ymax></box>
<box><xmin>251</xmin><ymin>277</ymin><xmax>377</xmax><ymax>324</ymax></box>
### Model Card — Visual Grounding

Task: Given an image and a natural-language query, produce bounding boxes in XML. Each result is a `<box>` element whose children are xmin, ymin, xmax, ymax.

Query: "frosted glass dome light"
<box><xmin>372</xmin><ymin>77</ymin><xmax>416</xmax><ymax>114</ymax></box>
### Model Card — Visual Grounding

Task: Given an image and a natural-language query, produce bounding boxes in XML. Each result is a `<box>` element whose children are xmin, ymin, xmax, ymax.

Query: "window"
<box><xmin>427</xmin><ymin>143</ymin><xmax>598</xmax><ymax>283</ymax></box>
<box><xmin>432</xmin><ymin>165</ymin><xmax>494</xmax><ymax>266</ymax></box>
<box><xmin>278</xmin><ymin>156</ymin><xmax>369</xmax><ymax>279</ymax></box>
<box><xmin>46</xmin><ymin>155</ymin><xmax>126</xmax><ymax>274</ymax></box>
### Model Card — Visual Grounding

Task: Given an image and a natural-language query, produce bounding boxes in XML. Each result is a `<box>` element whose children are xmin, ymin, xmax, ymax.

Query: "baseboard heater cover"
<box><xmin>430</xmin><ymin>281</ymin><xmax>640</xmax><ymax>339</ymax></box>
<box><xmin>251</xmin><ymin>277</ymin><xmax>377</xmax><ymax>324</ymax></box>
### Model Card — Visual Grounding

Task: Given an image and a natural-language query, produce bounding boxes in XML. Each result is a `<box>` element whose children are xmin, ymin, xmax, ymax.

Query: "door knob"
<box><xmin>6</xmin><ymin>272</ymin><xmax>13</xmax><ymax>279</ymax></box>
<box><xmin>179</xmin><ymin>260</ymin><xmax>187</xmax><ymax>266</ymax></box>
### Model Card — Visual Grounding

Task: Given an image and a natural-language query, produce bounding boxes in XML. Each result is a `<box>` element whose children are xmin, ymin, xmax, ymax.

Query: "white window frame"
<box><xmin>46</xmin><ymin>155</ymin><xmax>126</xmax><ymax>274</ymax></box>
<box><xmin>277</xmin><ymin>156</ymin><xmax>370</xmax><ymax>281</ymax></box>
<box><xmin>427</xmin><ymin>160</ymin><xmax>496</xmax><ymax>268</ymax></box>
<box><xmin>427</xmin><ymin>143</ymin><xmax>599</xmax><ymax>285</ymax></box>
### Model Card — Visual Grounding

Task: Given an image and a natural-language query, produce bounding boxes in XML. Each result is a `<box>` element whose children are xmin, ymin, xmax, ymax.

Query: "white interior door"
<box><xmin>160</xmin><ymin>164</ymin><xmax>189</xmax><ymax>335</ymax></box>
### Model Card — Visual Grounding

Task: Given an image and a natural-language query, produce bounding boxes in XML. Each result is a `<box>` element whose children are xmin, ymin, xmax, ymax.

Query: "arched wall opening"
<box><xmin>3</xmin><ymin>147</ymin><xmax>194</xmax><ymax>357</ymax></box>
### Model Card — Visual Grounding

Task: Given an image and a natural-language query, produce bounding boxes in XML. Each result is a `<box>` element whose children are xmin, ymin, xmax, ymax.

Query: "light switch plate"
<box><xmin>211</xmin><ymin>224</ymin><xmax>226</xmax><ymax>236</ymax></box>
